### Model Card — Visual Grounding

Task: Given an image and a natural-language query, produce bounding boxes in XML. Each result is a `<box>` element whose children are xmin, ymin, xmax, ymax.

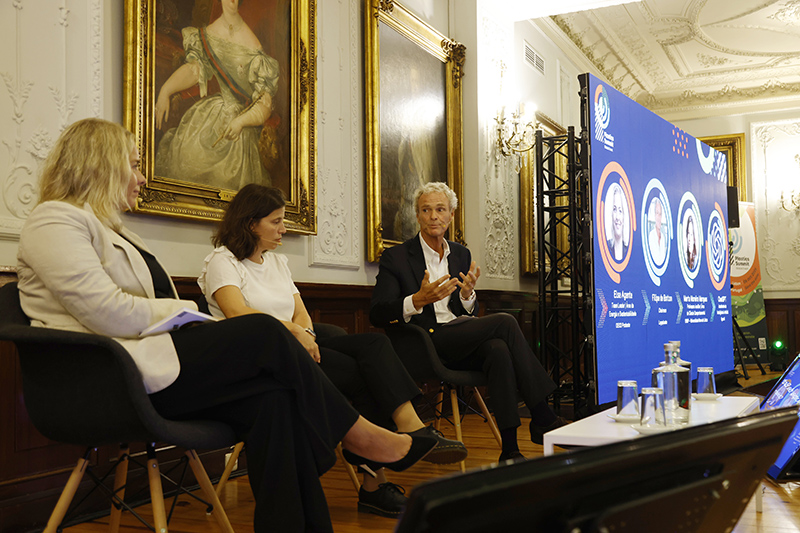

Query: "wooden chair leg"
<box><xmin>44</xmin><ymin>449</ymin><xmax>92</xmax><ymax>533</ymax></box>
<box><xmin>449</xmin><ymin>388</ymin><xmax>466</xmax><ymax>473</ymax></box>
<box><xmin>434</xmin><ymin>388</ymin><xmax>444</xmax><ymax>432</ymax></box>
<box><xmin>108</xmin><ymin>445</ymin><xmax>129</xmax><ymax>533</ymax></box>
<box><xmin>472</xmin><ymin>387</ymin><xmax>502</xmax><ymax>448</ymax></box>
<box><xmin>216</xmin><ymin>441</ymin><xmax>244</xmax><ymax>497</ymax></box>
<box><xmin>336</xmin><ymin>443</ymin><xmax>361</xmax><ymax>493</ymax></box>
<box><xmin>146</xmin><ymin>445</ymin><xmax>168</xmax><ymax>533</ymax></box>
<box><xmin>186</xmin><ymin>450</ymin><xmax>235</xmax><ymax>533</ymax></box>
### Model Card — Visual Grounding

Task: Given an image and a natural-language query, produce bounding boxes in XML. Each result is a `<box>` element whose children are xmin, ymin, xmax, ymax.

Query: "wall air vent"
<box><xmin>524</xmin><ymin>41</ymin><xmax>545</xmax><ymax>75</ymax></box>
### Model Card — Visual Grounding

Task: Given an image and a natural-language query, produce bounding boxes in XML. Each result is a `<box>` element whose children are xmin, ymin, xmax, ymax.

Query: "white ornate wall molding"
<box><xmin>479</xmin><ymin>12</ymin><xmax>516</xmax><ymax>281</ymax></box>
<box><xmin>482</xmin><ymin>159</ymin><xmax>516</xmax><ymax>281</ymax></box>
<box><xmin>309</xmin><ymin>0</ymin><xmax>360</xmax><ymax>268</ymax></box>
<box><xmin>0</xmin><ymin>0</ymin><xmax>102</xmax><ymax>241</ymax></box>
<box><xmin>751</xmin><ymin>117</ymin><xmax>800</xmax><ymax>295</ymax></box>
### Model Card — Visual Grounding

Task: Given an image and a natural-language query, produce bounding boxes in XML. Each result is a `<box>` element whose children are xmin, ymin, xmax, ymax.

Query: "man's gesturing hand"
<box><xmin>458</xmin><ymin>261</ymin><xmax>480</xmax><ymax>299</ymax></box>
<box><xmin>412</xmin><ymin>270</ymin><xmax>458</xmax><ymax>310</ymax></box>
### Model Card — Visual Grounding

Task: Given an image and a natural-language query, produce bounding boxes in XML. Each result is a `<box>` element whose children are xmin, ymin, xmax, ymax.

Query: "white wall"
<box><xmin>675</xmin><ymin>109</ymin><xmax>800</xmax><ymax>299</ymax></box>
<box><xmin>515</xmin><ymin>20</ymin><xmax>582</xmax><ymax>129</ymax></box>
<box><xmin>0</xmin><ymin>0</ymin><xmax>590</xmax><ymax>294</ymax></box>
<box><xmin>1</xmin><ymin>0</ymin><xmax>379</xmax><ymax>285</ymax></box>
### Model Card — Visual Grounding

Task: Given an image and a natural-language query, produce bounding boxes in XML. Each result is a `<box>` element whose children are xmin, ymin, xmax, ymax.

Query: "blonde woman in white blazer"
<box><xmin>16</xmin><ymin>118</ymin><xmax>435</xmax><ymax>533</ymax></box>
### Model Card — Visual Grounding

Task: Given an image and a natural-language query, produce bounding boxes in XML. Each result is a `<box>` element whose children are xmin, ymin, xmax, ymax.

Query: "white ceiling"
<box><xmin>535</xmin><ymin>0</ymin><xmax>800</xmax><ymax>119</ymax></box>
<box><xmin>497</xmin><ymin>0</ymin><xmax>641</xmax><ymax>20</ymax></box>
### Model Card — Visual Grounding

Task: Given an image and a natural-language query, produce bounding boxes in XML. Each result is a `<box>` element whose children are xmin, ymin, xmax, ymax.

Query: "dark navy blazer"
<box><xmin>369</xmin><ymin>234</ymin><xmax>478</xmax><ymax>333</ymax></box>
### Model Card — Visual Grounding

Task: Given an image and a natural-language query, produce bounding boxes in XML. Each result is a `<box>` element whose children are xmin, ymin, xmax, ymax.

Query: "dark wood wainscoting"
<box><xmin>174</xmin><ymin>278</ymin><xmax>383</xmax><ymax>335</ymax></box>
<box><xmin>764</xmin><ymin>298</ymin><xmax>800</xmax><ymax>364</ymax></box>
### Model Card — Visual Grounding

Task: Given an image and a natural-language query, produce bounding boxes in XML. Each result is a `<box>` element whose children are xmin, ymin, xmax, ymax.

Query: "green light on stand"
<box><xmin>770</xmin><ymin>340</ymin><xmax>789</xmax><ymax>371</ymax></box>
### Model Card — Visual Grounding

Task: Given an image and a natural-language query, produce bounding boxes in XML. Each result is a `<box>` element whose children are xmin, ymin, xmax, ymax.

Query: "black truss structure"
<box><xmin>535</xmin><ymin>126</ymin><xmax>595</xmax><ymax>417</ymax></box>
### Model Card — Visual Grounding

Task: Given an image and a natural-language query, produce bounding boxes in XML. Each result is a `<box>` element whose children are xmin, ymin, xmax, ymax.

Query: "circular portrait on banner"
<box><xmin>640</xmin><ymin>179</ymin><xmax>672</xmax><ymax>286</ymax></box>
<box><xmin>677</xmin><ymin>192</ymin><xmax>703</xmax><ymax>288</ymax></box>
<box><xmin>685</xmin><ymin>213</ymin><xmax>699</xmax><ymax>270</ymax></box>
<box><xmin>706</xmin><ymin>204</ymin><xmax>729</xmax><ymax>292</ymax></box>
<box><xmin>605</xmin><ymin>183</ymin><xmax>630</xmax><ymax>262</ymax></box>
<box><xmin>596</xmin><ymin>161</ymin><xmax>636</xmax><ymax>284</ymax></box>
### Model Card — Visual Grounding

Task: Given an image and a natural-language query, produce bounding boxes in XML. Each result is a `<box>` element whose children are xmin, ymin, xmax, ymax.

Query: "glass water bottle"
<box><xmin>653</xmin><ymin>342</ymin><xmax>691</xmax><ymax>425</ymax></box>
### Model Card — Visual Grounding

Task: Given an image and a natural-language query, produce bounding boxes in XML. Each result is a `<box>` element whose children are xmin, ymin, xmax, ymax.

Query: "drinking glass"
<box><xmin>640</xmin><ymin>387</ymin><xmax>666</xmax><ymax>427</ymax></box>
<box><xmin>696</xmin><ymin>367</ymin><xmax>716</xmax><ymax>395</ymax></box>
<box><xmin>617</xmin><ymin>380</ymin><xmax>639</xmax><ymax>417</ymax></box>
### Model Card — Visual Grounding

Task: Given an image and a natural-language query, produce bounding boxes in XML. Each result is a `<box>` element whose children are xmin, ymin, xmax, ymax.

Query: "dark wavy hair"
<box><xmin>213</xmin><ymin>184</ymin><xmax>286</xmax><ymax>260</ymax></box>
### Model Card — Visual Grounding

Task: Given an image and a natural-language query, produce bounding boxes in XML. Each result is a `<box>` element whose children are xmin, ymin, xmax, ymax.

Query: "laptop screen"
<box><xmin>760</xmin><ymin>353</ymin><xmax>800</xmax><ymax>480</ymax></box>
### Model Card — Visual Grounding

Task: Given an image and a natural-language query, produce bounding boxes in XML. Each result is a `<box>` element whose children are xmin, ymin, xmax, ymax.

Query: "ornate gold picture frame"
<box><xmin>124</xmin><ymin>0</ymin><xmax>316</xmax><ymax>233</ymax></box>
<box><xmin>698</xmin><ymin>133</ymin><xmax>747</xmax><ymax>202</ymax></box>
<box><xmin>521</xmin><ymin>112</ymin><xmax>566</xmax><ymax>274</ymax></box>
<box><xmin>364</xmin><ymin>0</ymin><xmax>465</xmax><ymax>261</ymax></box>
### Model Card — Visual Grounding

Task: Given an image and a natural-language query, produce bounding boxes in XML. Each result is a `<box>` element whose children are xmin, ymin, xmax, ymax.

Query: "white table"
<box><xmin>543</xmin><ymin>395</ymin><xmax>760</xmax><ymax>456</ymax></box>
<box><xmin>543</xmin><ymin>395</ymin><xmax>764</xmax><ymax>512</ymax></box>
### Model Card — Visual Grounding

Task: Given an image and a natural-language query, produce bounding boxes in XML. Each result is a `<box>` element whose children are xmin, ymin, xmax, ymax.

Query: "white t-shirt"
<box><xmin>198</xmin><ymin>246</ymin><xmax>298</xmax><ymax>321</ymax></box>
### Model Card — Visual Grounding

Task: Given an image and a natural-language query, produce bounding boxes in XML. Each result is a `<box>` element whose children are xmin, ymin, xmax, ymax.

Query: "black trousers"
<box><xmin>431</xmin><ymin>313</ymin><xmax>556</xmax><ymax>430</ymax></box>
<box><xmin>149</xmin><ymin>314</ymin><xmax>358</xmax><ymax>533</ymax></box>
<box><xmin>318</xmin><ymin>333</ymin><xmax>421</xmax><ymax>430</ymax></box>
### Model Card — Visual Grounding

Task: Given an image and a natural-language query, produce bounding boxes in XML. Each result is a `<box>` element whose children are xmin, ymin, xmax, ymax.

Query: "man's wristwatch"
<box><xmin>304</xmin><ymin>327</ymin><xmax>316</xmax><ymax>338</ymax></box>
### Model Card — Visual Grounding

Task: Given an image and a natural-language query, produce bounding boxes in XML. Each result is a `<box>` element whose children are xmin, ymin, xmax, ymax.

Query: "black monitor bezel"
<box><xmin>759</xmin><ymin>352</ymin><xmax>800</xmax><ymax>481</ymax></box>
<box><xmin>397</xmin><ymin>407</ymin><xmax>798</xmax><ymax>533</ymax></box>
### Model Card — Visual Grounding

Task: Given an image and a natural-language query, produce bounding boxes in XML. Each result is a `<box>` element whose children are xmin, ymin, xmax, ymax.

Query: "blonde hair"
<box><xmin>413</xmin><ymin>182</ymin><xmax>458</xmax><ymax>213</ymax></box>
<box><xmin>38</xmin><ymin>118</ymin><xmax>136</xmax><ymax>228</ymax></box>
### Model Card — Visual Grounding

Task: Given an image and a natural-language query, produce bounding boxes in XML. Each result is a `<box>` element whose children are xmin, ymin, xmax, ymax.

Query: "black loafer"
<box><xmin>342</xmin><ymin>434</ymin><xmax>437</xmax><ymax>476</ymax></box>
<box><xmin>358</xmin><ymin>482</ymin><xmax>407</xmax><ymax>518</ymax></box>
<box><xmin>402</xmin><ymin>425</ymin><xmax>468</xmax><ymax>464</ymax></box>
<box><xmin>498</xmin><ymin>451</ymin><xmax>526</xmax><ymax>463</ymax></box>
<box><xmin>530</xmin><ymin>416</ymin><xmax>568</xmax><ymax>445</ymax></box>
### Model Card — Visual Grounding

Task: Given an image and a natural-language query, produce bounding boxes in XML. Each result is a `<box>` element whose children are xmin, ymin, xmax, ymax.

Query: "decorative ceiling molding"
<box><xmin>543</xmin><ymin>0</ymin><xmax>800</xmax><ymax>117</ymax></box>
<box><xmin>496</xmin><ymin>0</ymin><xmax>645</xmax><ymax>21</ymax></box>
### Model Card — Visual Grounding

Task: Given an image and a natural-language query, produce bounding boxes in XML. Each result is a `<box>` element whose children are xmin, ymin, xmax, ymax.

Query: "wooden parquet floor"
<box><xmin>58</xmin><ymin>370</ymin><xmax>800</xmax><ymax>532</ymax></box>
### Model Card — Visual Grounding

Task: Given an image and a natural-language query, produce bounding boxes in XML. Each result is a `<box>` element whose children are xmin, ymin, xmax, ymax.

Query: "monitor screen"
<box><xmin>396</xmin><ymin>408</ymin><xmax>797</xmax><ymax>533</ymax></box>
<box><xmin>760</xmin><ymin>353</ymin><xmax>800</xmax><ymax>480</ymax></box>
<box><xmin>580</xmin><ymin>73</ymin><xmax>734</xmax><ymax>404</ymax></box>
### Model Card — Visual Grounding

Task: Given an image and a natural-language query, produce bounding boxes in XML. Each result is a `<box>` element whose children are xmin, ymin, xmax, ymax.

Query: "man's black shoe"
<box><xmin>358</xmin><ymin>482</ymin><xmax>407</xmax><ymax>518</ymax></box>
<box><xmin>530</xmin><ymin>416</ymin><xmax>568</xmax><ymax>445</ymax></box>
<box><xmin>498</xmin><ymin>451</ymin><xmax>526</xmax><ymax>463</ymax></box>
<box><xmin>402</xmin><ymin>425</ymin><xmax>468</xmax><ymax>464</ymax></box>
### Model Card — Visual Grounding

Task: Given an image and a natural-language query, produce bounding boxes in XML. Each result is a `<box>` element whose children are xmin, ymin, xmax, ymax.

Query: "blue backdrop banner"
<box><xmin>582</xmin><ymin>73</ymin><xmax>733</xmax><ymax>405</ymax></box>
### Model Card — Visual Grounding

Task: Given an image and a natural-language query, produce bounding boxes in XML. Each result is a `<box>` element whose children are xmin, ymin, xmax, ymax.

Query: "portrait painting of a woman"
<box><xmin>153</xmin><ymin>0</ymin><xmax>289</xmax><ymax>192</ymax></box>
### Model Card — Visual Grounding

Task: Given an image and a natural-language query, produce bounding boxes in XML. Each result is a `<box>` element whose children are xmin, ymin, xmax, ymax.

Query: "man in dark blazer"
<box><xmin>370</xmin><ymin>182</ymin><xmax>565</xmax><ymax>462</ymax></box>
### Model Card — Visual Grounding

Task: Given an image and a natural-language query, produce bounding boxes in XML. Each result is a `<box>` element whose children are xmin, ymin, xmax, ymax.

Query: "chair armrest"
<box><xmin>383</xmin><ymin>323</ymin><xmax>444</xmax><ymax>382</ymax></box>
<box><xmin>313</xmin><ymin>322</ymin><xmax>348</xmax><ymax>341</ymax></box>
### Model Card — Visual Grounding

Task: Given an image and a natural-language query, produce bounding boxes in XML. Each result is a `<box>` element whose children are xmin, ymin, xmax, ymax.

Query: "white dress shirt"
<box><xmin>402</xmin><ymin>234</ymin><xmax>476</xmax><ymax>324</ymax></box>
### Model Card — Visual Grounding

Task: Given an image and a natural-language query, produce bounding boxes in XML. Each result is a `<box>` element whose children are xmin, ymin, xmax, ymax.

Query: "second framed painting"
<box><xmin>365</xmin><ymin>0</ymin><xmax>466</xmax><ymax>261</ymax></box>
<box><xmin>520</xmin><ymin>113</ymin><xmax>567</xmax><ymax>274</ymax></box>
<box><xmin>698</xmin><ymin>133</ymin><xmax>747</xmax><ymax>202</ymax></box>
<box><xmin>124</xmin><ymin>0</ymin><xmax>317</xmax><ymax>233</ymax></box>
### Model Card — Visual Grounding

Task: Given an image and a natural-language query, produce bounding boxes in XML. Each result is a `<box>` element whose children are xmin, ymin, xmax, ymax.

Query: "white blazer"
<box><xmin>16</xmin><ymin>201</ymin><xmax>197</xmax><ymax>393</ymax></box>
